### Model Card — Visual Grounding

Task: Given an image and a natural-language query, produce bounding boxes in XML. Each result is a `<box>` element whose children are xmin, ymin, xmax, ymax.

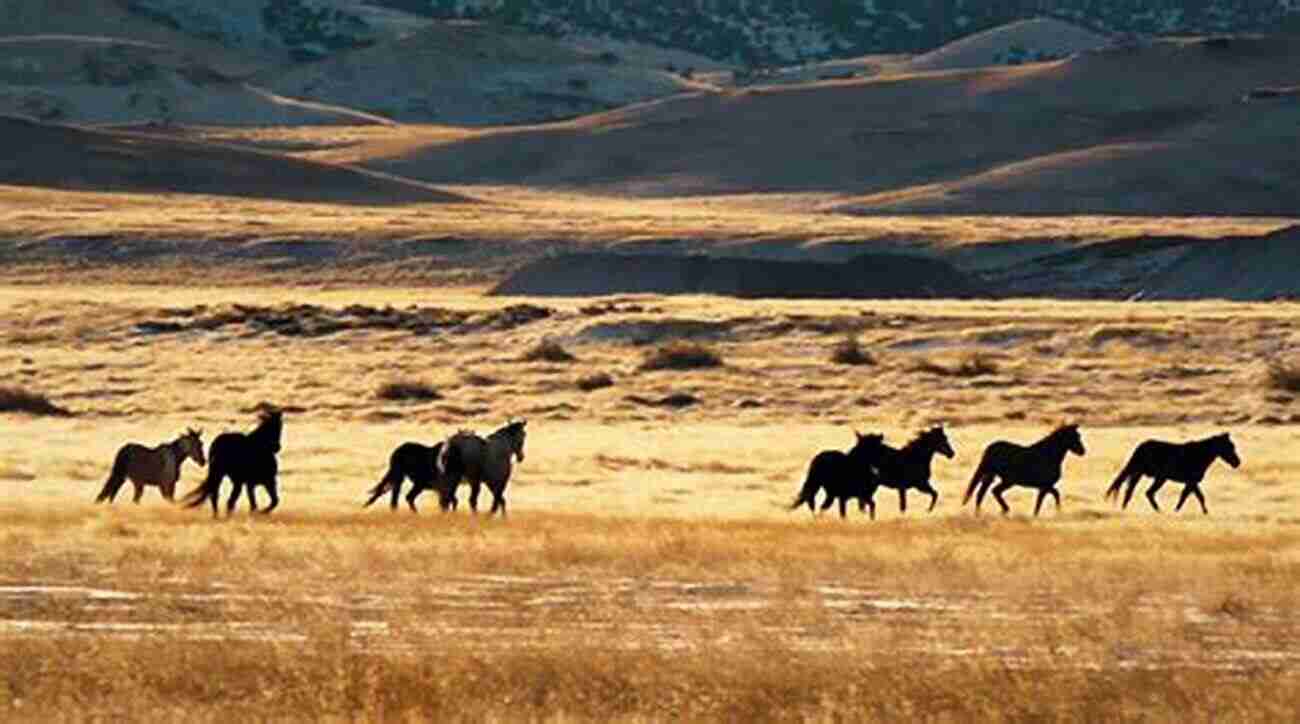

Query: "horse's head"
<box><xmin>256</xmin><ymin>408</ymin><xmax>284</xmax><ymax>453</ymax></box>
<box><xmin>851</xmin><ymin>431</ymin><xmax>886</xmax><ymax>459</ymax></box>
<box><xmin>1060</xmin><ymin>424</ymin><xmax>1086</xmax><ymax>456</ymax></box>
<box><xmin>504</xmin><ymin>418</ymin><xmax>527</xmax><ymax>463</ymax></box>
<box><xmin>1214</xmin><ymin>432</ymin><xmax>1241</xmax><ymax>468</ymax></box>
<box><xmin>923</xmin><ymin>425</ymin><xmax>955</xmax><ymax>459</ymax></box>
<box><xmin>184</xmin><ymin>427</ymin><xmax>207</xmax><ymax>467</ymax></box>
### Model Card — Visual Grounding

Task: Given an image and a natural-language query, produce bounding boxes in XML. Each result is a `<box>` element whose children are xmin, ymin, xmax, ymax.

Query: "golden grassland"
<box><xmin>1</xmin><ymin>180</ymin><xmax>1293</xmax><ymax>251</ymax></box>
<box><xmin>2</xmin><ymin>283</ymin><xmax>1300</xmax><ymax>720</ymax></box>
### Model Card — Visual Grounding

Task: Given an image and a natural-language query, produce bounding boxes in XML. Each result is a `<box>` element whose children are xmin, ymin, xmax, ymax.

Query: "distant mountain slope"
<box><xmin>354</xmin><ymin>34</ymin><xmax>1300</xmax><ymax>216</ymax></box>
<box><xmin>377</xmin><ymin>1</ymin><xmax>1300</xmax><ymax>64</ymax></box>
<box><xmin>0</xmin><ymin>115</ymin><xmax>464</xmax><ymax>203</ymax></box>
<box><xmin>258</xmin><ymin>21</ymin><xmax>696</xmax><ymax>125</ymax></box>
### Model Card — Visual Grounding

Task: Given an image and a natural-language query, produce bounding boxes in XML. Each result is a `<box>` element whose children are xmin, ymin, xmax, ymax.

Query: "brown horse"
<box><xmin>963</xmin><ymin>424</ymin><xmax>1085</xmax><ymax>516</ymax></box>
<box><xmin>439</xmin><ymin>420</ymin><xmax>527</xmax><ymax>516</ymax></box>
<box><xmin>1105</xmin><ymin>433</ymin><xmax>1241</xmax><ymax>514</ymax></box>
<box><xmin>789</xmin><ymin>431</ymin><xmax>885</xmax><ymax>519</ymax></box>
<box><xmin>96</xmin><ymin>428</ymin><xmax>206</xmax><ymax>504</ymax></box>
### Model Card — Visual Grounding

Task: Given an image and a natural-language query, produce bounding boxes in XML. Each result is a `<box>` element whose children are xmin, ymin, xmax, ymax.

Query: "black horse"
<box><xmin>182</xmin><ymin>409</ymin><xmax>283</xmax><ymax>518</ymax></box>
<box><xmin>363</xmin><ymin>440</ymin><xmax>464</xmax><ymax>513</ymax></box>
<box><xmin>862</xmin><ymin>426</ymin><xmax>955</xmax><ymax>519</ymax></box>
<box><xmin>963</xmin><ymin>424</ymin><xmax>1085</xmax><ymax>516</ymax></box>
<box><xmin>1104</xmin><ymin>433</ymin><xmax>1241</xmax><ymax>514</ymax></box>
<box><xmin>789</xmin><ymin>432</ymin><xmax>884</xmax><ymax>519</ymax></box>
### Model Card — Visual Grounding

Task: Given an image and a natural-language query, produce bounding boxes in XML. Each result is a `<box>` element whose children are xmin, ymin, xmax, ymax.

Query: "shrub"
<box><xmin>376</xmin><ymin>381</ymin><xmax>440</xmax><ymax>402</ymax></box>
<box><xmin>911</xmin><ymin>353</ymin><xmax>999</xmax><ymax>378</ymax></box>
<box><xmin>0</xmin><ymin>386</ymin><xmax>71</xmax><ymax>416</ymax></box>
<box><xmin>639</xmin><ymin>342</ymin><xmax>723</xmax><ymax>371</ymax></box>
<box><xmin>1266</xmin><ymin>359</ymin><xmax>1300</xmax><ymax>393</ymax></box>
<box><xmin>576</xmin><ymin>372</ymin><xmax>614</xmax><ymax>391</ymax></box>
<box><xmin>831</xmin><ymin>336</ymin><xmax>875</xmax><ymax>366</ymax></box>
<box><xmin>522</xmin><ymin>339</ymin><xmax>576</xmax><ymax>363</ymax></box>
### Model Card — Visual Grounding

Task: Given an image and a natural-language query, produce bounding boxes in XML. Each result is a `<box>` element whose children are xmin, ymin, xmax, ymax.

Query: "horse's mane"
<box><xmin>901</xmin><ymin>428</ymin><xmax>934</xmax><ymax>452</ymax></box>
<box><xmin>250</xmin><ymin>411</ymin><xmax>283</xmax><ymax>450</ymax></box>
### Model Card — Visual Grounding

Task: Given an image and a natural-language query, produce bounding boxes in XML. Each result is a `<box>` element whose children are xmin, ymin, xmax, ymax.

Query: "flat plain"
<box><xmin>1</xmin><ymin>282</ymin><xmax>1298</xmax><ymax>720</ymax></box>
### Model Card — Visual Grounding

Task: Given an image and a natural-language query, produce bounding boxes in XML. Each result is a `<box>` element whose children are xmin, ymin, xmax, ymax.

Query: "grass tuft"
<box><xmin>1266</xmin><ymin>359</ymin><xmax>1300</xmax><ymax>393</ymax></box>
<box><xmin>0</xmin><ymin>386</ymin><xmax>72</xmax><ymax>416</ymax></box>
<box><xmin>521</xmin><ymin>338</ymin><xmax>576</xmax><ymax>363</ymax></box>
<box><xmin>831</xmin><ymin>336</ymin><xmax>875</xmax><ymax>366</ymax></box>
<box><xmin>912</xmin><ymin>352</ymin><xmax>999</xmax><ymax>378</ymax></box>
<box><xmin>376</xmin><ymin>380</ymin><xmax>441</xmax><ymax>402</ymax></box>
<box><xmin>640</xmin><ymin>341</ymin><xmax>723</xmax><ymax>371</ymax></box>
<box><xmin>576</xmin><ymin>372</ymin><xmax>614</xmax><ymax>391</ymax></box>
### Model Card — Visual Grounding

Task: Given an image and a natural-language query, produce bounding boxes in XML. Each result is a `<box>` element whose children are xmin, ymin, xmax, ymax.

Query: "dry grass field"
<box><xmin>2</xmin><ymin>283</ymin><xmax>1299</xmax><ymax>720</ymax></box>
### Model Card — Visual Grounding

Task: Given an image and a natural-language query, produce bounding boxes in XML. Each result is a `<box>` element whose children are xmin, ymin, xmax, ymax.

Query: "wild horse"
<box><xmin>440</xmin><ymin>420</ymin><xmax>528</xmax><ymax>516</ymax></box>
<box><xmin>96</xmin><ymin>428</ymin><xmax>206</xmax><ymax>504</ymax></box>
<box><xmin>789</xmin><ymin>431</ymin><xmax>885</xmax><ymax>519</ymax></box>
<box><xmin>1105</xmin><ymin>433</ymin><xmax>1240</xmax><ymax>514</ymax></box>
<box><xmin>182</xmin><ymin>408</ymin><xmax>283</xmax><ymax>518</ymax></box>
<box><xmin>363</xmin><ymin>439</ymin><xmax>465</xmax><ymax>513</ymax></box>
<box><xmin>963</xmin><ymin>424</ymin><xmax>1086</xmax><ymax>516</ymax></box>
<box><xmin>862</xmin><ymin>425</ymin><xmax>954</xmax><ymax>519</ymax></box>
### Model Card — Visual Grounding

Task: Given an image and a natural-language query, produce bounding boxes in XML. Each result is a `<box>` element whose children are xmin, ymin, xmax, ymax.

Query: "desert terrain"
<box><xmin>2</xmin><ymin>5</ymin><xmax>1300</xmax><ymax>720</ymax></box>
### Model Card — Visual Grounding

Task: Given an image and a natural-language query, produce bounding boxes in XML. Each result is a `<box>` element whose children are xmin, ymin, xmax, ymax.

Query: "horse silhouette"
<box><xmin>789</xmin><ymin>432</ymin><xmax>884</xmax><ymax>519</ymax></box>
<box><xmin>363</xmin><ymin>439</ymin><xmax>464</xmax><ymax>513</ymax></box>
<box><xmin>963</xmin><ymin>424</ymin><xmax>1085</xmax><ymax>516</ymax></box>
<box><xmin>96</xmin><ymin>428</ymin><xmax>205</xmax><ymax>504</ymax></box>
<box><xmin>182</xmin><ymin>409</ymin><xmax>282</xmax><ymax>518</ymax></box>
<box><xmin>440</xmin><ymin>420</ymin><xmax>527</xmax><ymax>516</ymax></box>
<box><xmin>1105</xmin><ymin>433</ymin><xmax>1241</xmax><ymax>514</ymax></box>
<box><xmin>862</xmin><ymin>426</ymin><xmax>954</xmax><ymax>519</ymax></box>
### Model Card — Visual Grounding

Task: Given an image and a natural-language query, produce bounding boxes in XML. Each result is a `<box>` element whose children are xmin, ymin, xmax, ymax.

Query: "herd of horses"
<box><xmin>792</xmin><ymin>423</ymin><xmax>1241</xmax><ymax>518</ymax></box>
<box><xmin>94</xmin><ymin>409</ymin><xmax>528</xmax><ymax>517</ymax></box>
<box><xmin>93</xmin><ymin>410</ymin><xmax>1241</xmax><ymax>519</ymax></box>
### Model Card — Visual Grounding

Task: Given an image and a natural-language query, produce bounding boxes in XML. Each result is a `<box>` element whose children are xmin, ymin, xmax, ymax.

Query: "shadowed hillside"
<box><xmin>0</xmin><ymin>115</ymin><xmax>465</xmax><ymax>204</ymax></box>
<box><xmin>357</xmin><ymin>35</ymin><xmax>1300</xmax><ymax>215</ymax></box>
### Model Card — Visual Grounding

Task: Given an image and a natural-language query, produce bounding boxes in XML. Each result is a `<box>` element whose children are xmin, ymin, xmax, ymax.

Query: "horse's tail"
<box><xmin>789</xmin><ymin>462</ymin><xmax>819</xmax><ymax>510</ymax></box>
<box><xmin>1105</xmin><ymin>452</ymin><xmax>1141</xmax><ymax>501</ymax></box>
<box><xmin>95</xmin><ymin>447</ymin><xmax>130</xmax><ymax>503</ymax></box>
<box><xmin>962</xmin><ymin>449</ymin><xmax>993</xmax><ymax>506</ymax></box>
<box><xmin>181</xmin><ymin>458</ymin><xmax>223</xmax><ymax>509</ymax></box>
<box><xmin>363</xmin><ymin>458</ymin><xmax>404</xmax><ymax>507</ymax></box>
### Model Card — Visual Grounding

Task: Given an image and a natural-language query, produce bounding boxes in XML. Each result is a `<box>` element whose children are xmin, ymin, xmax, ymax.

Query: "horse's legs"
<box><xmin>489</xmin><ymin>483</ymin><xmax>507</xmax><ymax>517</ymax></box>
<box><xmin>1120</xmin><ymin>473</ymin><xmax>1143</xmax><ymax>509</ymax></box>
<box><xmin>406</xmin><ymin>483</ymin><xmax>423</xmax><ymax>513</ymax></box>
<box><xmin>132</xmin><ymin>481</ymin><xmax>145</xmax><ymax>504</ymax></box>
<box><xmin>262</xmin><ymin>480</ymin><xmax>280</xmax><ymax>514</ymax></box>
<box><xmin>226</xmin><ymin>482</ymin><xmax>244</xmax><ymax>517</ymax></box>
<box><xmin>389</xmin><ymin>477</ymin><xmax>403</xmax><ymax>511</ymax></box>
<box><xmin>974</xmin><ymin>474</ymin><xmax>997</xmax><ymax>513</ymax></box>
<box><xmin>819</xmin><ymin>493</ymin><xmax>835</xmax><ymax>515</ymax></box>
<box><xmin>991</xmin><ymin>481</ymin><xmax>1014</xmax><ymax>515</ymax></box>
<box><xmin>837</xmin><ymin>496</ymin><xmax>847</xmax><ymax>519</ymax></box>
<box><xmin>1033</xmin><ymin>488</ymin><xmax>1048</xmax><ymax>517</ymax></box>
<box><xmin>1144</xmin><ymin>478</ymin><xmax>1166</xmax><ymax>512</ymax></box>
<box><xmin>922</xmin><ymin>483</ymin><xmax>939</xmax><ymax>513</ymax></box>
<box><xmin>898</xmin><ymin>488</ymin><xmax>907</xmax><ymax>514</ymax></box>
<box><xmin>247</xmin><ymin>485</ymin><xmax>260</xmax><ymax>513</ymax></box>
<box><xmin>1049</xmin><ymin>487</ymin><xmax>1061</xmax><ymax>511</ymax></box>
<box><xmin>162</xmin><ymin>480</ymin><xmax>176</xmax><ymax>503</ymax></box>
<box><xmin>468</xmin><ymin>479</ymin><xmax>482</xmax><ymax>514</ymax></box>
<box><xmin>1192</xmin><ymin>486</ymin><xmax>1208</xmax><ymax>515</ymax></box>
<box><xmin>1175</xmin><ymin>485</ymin><xmax>1193</xmax><ymax>512</ymax></box>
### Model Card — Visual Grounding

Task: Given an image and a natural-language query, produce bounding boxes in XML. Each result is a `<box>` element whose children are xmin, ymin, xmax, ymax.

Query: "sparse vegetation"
<box><xmin>522</xmin><ymin>338</ymin><xmax>576</xmax><ymax>363</ymax></box>
<box><xmin>576</xmin><ymin>372</ymin><xmax>614</xmax><ymax>391</ymax></box>
<box><xmin>463</xmin><ymin>372</ymin><xmax>501</xmax><ymax>387</ymax></box>
<box><xmin>911</xmin><ymin>352</ymin><xmax>999</xmax><ymax>378</ymax></box>
<box><xmin>1266</xmin><ymin>358</ymin><xmax>1300</xmax><ymax>393</ymax></box>
<box><xmin>639</xmin><ymin>341</ymin><xmax>723</xmax><ymax>371</ymax></box>
<box><xmin>0</xmin><ymin>386</ymin><xmax>72</xmax><ymax>416</ymax></box>
<box><xmin>376</xmin><ymin>380</ymin><xmax>440</xmax><ymax>401</ymax></box>
<box><xmin>831</xmin><ymin>335</ymin><xmax>875</xmax><ymax>366</ymax></box>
